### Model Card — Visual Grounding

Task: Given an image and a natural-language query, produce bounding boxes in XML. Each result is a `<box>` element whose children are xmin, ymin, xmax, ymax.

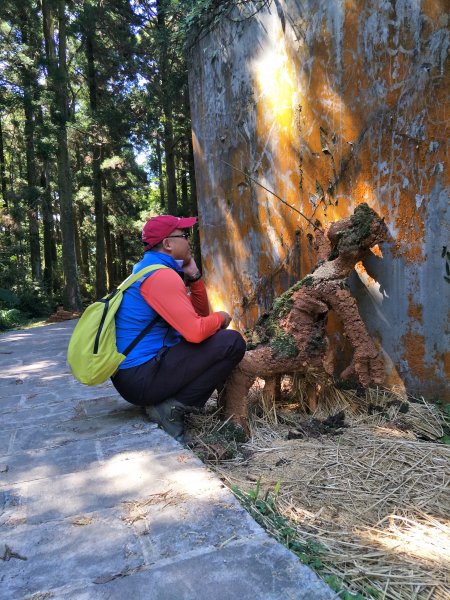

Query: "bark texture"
<box><xmin>222</xmin><ymin>203</ymin><xmax>389</xmax><ymax>431</ymax></box>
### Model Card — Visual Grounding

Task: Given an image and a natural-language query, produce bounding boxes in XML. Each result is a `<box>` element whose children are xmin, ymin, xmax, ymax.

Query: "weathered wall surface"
<box><xmin>188</xmin><ymin>0</ymin><xmax>449</xmax><ymax>400</ymax></box>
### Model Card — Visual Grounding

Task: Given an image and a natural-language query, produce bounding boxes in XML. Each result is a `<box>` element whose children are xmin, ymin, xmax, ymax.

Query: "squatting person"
<box><xmin>111</xmin><ymin>215</ymin><xmax>246</xmax><ymax>443</ymax></box>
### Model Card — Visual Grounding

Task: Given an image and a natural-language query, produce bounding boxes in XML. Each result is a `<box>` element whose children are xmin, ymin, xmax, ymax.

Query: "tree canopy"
<box><xmin>0</xmin><ymin>0</ymin><xmax>212</xmax><ymax>320</ymax></box>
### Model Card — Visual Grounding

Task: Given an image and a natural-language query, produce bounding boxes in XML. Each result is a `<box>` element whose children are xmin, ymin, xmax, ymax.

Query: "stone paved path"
<box><xmin>0</xmin><ymin>321</ymin><xmax>334</xmax><ymax>599</ymax></box>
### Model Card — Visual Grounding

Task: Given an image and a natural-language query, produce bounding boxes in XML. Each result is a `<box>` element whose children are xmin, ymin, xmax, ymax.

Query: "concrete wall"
<box><xmin>188</xmin><ymin>0</ymin><xmax>449</xmax><ymax>400</ymax></box>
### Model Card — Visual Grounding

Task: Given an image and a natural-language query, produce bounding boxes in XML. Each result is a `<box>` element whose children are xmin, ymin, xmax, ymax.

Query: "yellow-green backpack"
<box><xmin>67</xmin><ymin>264</ymin><xmax>166</xmax><ymax>385</ymax></box>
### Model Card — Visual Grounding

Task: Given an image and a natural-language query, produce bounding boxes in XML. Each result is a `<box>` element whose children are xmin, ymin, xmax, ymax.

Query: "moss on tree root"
<box><xmin>329</xmin><ymin>203</ymin><xmax>377</xmax><ymax>260</ymax></box>
<box><xmin>245</xmin><ymin>275</ymin><xmax>313</xmax><ymax>356</ymax></box>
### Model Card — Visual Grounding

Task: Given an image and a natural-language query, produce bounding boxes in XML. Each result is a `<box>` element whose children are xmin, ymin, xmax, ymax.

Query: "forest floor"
<box><xmin>187</xmin><ymin>382</ymin><xmax>450</xmax><ymax>600</ymax></box>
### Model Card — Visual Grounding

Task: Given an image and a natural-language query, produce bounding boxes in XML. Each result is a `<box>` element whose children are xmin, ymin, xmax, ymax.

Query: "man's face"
<box><xmin>164</xmin><ymin>228</ymin><xmax>192</xmax><ymax>263</ymax></box>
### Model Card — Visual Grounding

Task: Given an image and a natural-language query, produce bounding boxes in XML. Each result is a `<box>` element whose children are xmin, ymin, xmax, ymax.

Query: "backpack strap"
<box><xmin>122</xmin><ymin>313</ymin><xmax>161</xmax><ymax>356</ymax></box>
<box><xmin>119</xmin><ymin>263</ymin><xmax>169</xmax><ymax>357</ymax></box>
<box><xmin>118</xmin><ymin>264</ymin><xmax>168</xmax><ymax>292</ymax></box>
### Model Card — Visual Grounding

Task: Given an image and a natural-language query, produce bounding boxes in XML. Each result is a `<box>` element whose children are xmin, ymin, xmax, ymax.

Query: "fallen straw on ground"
<box><xmin>188</xmin><ymin>384</ymin><xmax>450</xmax><ymax>600</ymax></box>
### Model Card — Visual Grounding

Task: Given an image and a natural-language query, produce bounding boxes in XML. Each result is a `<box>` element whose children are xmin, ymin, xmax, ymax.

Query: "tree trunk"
<box><xmin>0</xmin><ymin>115</ymin><xmax>8</xmax><ymax>210</ymax></box>
<box><xmin>41</xmin><ymin>161</ymin><xmax>54</xmax><ymax>294</ymax></box>
<box><xmin>103</xmin><ymin>203</ymin><xmax>115</xmax><ymax>290</ymax></box>
<box><xmin>163</xmin><ymin>106</ymin><xmax>177</xmax><ymax>214</ymax></box>
<box><xmin>117</xmin><ymin>233</ymin><xmax>127</xmax><ymax>280</ymax></box>
<box><xmin>0</xmin><ymin>114</ymin><xmax>12</xmax><ymax>253</ymax></box>
<box><xmin>73</xmin><ymin>207</ymin><xmax>82</xmax><ymax>278</ymax></box>
<box><xmin>78</xmin><ymin>208</ymin><xmax>90</xmax><ymax>285</ymax></box>
<box><xmin>179</xmin><ymin>153</ymin><xmax>189</xmax><ymax>215</ymax></box>
<box><xmin>20</xmin><ymin>10</ymin><xmax>42</xmax><ymax>281</ymax></box>
<box><xmin>43</xmin><ymin>0</ymin><xmax>82</xmax><ymax>311</ymax></box>
<box><xmin>85</xmin><ymin>24</ymin><xmax>106</xmax><ymax>298</ymax></box>
<box><xmin>155</xmin><ymin>135</ymin><xmax>165</xmax><ymax>208</ymax></box>
<box><xmin>156</xmin><ymin>0</ymin><xmax>177</xmax><ymax>214</ymax></box>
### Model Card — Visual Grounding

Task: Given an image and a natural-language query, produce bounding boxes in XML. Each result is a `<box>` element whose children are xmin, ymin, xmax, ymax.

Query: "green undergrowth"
<box><xmin>0</xmin><ymin>312</ymin><xmax>49</xmax><ymax>333</ymax></box>
<box><xmin>435</xmin><ymin>399</ymin><xmax>450</xmax><ymax>444</ymax></box>
<box><xmin>231</xmin><ymin>480</ymin><xmax>380</xmax><ymax>600</ymax></box>
<box><xmin>0</xmin><ymin>286</ymin><xmax>52</xmax><ymax>331</ymax></box>
<box><xmin>0</xmin><ymin>308</ymin><xmax>27</xmax><ymax>331</ymax></box>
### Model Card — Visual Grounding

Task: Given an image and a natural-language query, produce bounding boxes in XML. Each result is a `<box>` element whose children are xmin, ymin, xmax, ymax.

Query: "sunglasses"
<box><xmin>166</xmin><ymin>232</ymin><xmax>190</xmax><ymax>240</ymax></box>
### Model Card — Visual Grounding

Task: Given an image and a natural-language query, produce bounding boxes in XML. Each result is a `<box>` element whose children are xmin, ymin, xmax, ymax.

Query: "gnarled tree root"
<box><xmin>222</xmin><ymin>203</ymin><xmax>389</xmax><ymax>434</ymax></box>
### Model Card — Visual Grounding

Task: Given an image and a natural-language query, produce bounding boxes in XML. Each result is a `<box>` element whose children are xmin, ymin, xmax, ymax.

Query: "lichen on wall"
<box><xmin>188</xmin><ymin>0</ymin><xmax>449</xmax><ymax>400</ymax></box>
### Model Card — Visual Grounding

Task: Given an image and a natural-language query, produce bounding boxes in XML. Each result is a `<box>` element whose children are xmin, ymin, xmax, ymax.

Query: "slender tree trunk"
<box><xmin>0</xmin><ymin>115</ymin><xmax>8</xmax><ymax>210</ymax></box>
<box><xmin>187</xmin><ymin>136</ymin><xmax>198</xmax><ymax>214</ymax></box>
<box><xmin>117</xmin><ymin>233</ymin><xmax>126</xmax><ymax>279</ymax></box>
<box><xmin>113</xmin><ymin>238</ymin><xmax>121</xmax><ymax>282</ymax></box>
<box><xmin>156</xmin><ymin>0</ymin><xmax>177</xmax><ymax>214</ymax></box>
<box><xmin>183</xmin><ymin>86</ymin><xmax>198</xmax><ymax>216</ymax></box>
<box><xmin>155</xmin><ymin>135</ymin><xmax>165</xmax><ymax>208</ymax></box>
<box><xmin>163</xmin><ymin>105</ymin><xmax>177</xmax><ymax>214</ymax></box>
<box><xmin>36</xmin><ymin>105</ymin><xmax>54</xmax><ymax>294</ymax></box>
<box><xmin>43</xmin><ymin>0</ymin><xmax>82</xmax><ymax>310</ymax></box>
<box><xmin>73</xmin><ymin>207</ymin><xmax>82</xmax><ymax>277</ymax></box>
<box><xmin>41</xmin><ymin>160</ymin><xmax>54</xmax><ymax>294</ymax></box>
<box><xmin>20</xmin><ymin>11</ymin><xmax>42</xmax><ymax>281</ymax></box>
<box><xmin>103</xmin><ymin>203</ymin><xmax>114</xmax><ymax>290</ymax></box>
<box><xmin>180</xmin><ymin>154</ymin><xmax>189</xmax><ymax>215</ymax></box>
<box><xmin>85</xmin><ymin>24</ymin><xmax>106</xmax><ymax>297</ymax></box>
<box><xmin>78</xmin><ymin>207</ymin><xmax>90</xmax><ymax>284</ymax></box>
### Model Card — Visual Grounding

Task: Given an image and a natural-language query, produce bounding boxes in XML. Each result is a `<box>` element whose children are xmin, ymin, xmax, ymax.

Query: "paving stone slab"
<box><xmin>0</xmin><ymin>491</ymin><xmax>268</xmax><ymax>597</ymax></box>
<box><xmin>1</xmin><ymin>426</ymin><xmax>177</xmax><ymax>485</ymax></box>
<box><xmin>60</xmin><ymin>538</ymin><xmax>334</xmax><ymax>600</ymax></box>
<box><xmin>0</xmin><ymin>511</ymin><xmax>144</xmax><ymax>598</ymax></box>
<box><xmin>1</xmin><ymin>447</ymin><xmax>231</xmax><ymax>526</ymax></box>
<box><xmin>0</xmin><ymin>322</ymin><xmax>333</xmax><ymax>599</ymax></box>
<box><xmin>8</xmin><ymin>411</ymin><xmax>153</xmax><ymax>453</ymax></box>
<box><xmin>1</xmin><ymin>395</ymin><xmax>132</xmax><ymax>432</ymax></box>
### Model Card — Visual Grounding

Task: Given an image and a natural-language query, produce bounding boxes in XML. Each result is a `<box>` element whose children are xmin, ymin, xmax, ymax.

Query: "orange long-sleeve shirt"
<box><xmin>140</xmin><ymin>269</ymin><xmax>224</xmax><ymax>343</ymax></box>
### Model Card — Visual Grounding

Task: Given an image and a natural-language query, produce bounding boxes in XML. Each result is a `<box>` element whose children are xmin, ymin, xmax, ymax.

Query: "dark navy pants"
<box><xmin>112</xmin><ymin>329</ymin><xmax>246</xmax><ymax>408</ymax></box>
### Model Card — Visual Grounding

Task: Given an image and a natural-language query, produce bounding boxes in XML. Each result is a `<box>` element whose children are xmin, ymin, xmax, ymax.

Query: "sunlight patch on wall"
<box><xmin>253</xmin><ymin>37</ymin><xmax>297</xmax><ymax>131</ymax></box>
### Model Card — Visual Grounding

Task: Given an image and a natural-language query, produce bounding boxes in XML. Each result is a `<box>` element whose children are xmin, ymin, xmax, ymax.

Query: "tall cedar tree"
<box><xmin>42</xmin><ymin>0</ymin><xmax>82</xmax><ymax>311</ymax></box>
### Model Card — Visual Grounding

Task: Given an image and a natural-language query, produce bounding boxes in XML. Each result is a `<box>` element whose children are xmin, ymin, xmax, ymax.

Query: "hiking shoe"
<box><xmin>145</xmin><ymin>398</ymin><xmax>190</xmax><ymax>443</ymax></box>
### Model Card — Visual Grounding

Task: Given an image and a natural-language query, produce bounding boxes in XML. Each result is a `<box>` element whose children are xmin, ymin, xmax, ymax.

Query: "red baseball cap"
<box><xmin>142</xmin><ymin>215</ymin><xmax>197</xmax><ymax>249</ymax></box>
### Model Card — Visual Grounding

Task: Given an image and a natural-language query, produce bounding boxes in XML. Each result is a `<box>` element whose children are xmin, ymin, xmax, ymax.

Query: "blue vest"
<box><xmin>115</xmin><ymin>252</ymin><xmax>184</xmax><ymax>369</ymax></box>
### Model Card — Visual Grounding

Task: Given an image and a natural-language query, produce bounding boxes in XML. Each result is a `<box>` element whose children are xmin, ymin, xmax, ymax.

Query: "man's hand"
<box><xmin>182</xmin><ymin>257</ymin><xmax>200</xmax><ymax>279</ymax></box>
<box><xmin>218</xmin><ymin>311</ymin><xmax>232</xmax><ymax>329</ymax></box>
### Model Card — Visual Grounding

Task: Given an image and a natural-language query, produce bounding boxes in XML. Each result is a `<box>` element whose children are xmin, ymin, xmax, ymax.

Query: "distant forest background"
<box><xmin>0</xmin><ymin>0</ymin><xmax>241</xmax><ymax>326</ymax></box>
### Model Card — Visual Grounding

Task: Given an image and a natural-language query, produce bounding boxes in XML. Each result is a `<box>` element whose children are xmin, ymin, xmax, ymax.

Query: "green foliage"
<box><xmin>323</xmin><ymin>576</ymin><xmax>373</xmax><ymax>599</ymax></box>
<box><xmin>180</xmin><ymin>0</ymin><xmax>270</xmax><ymax>49</ymax></box>
<box><xmin>0</xmin><ymin>0</ymin><xmax>264</xmax><ymax>309</ymax></box>
<box><xmin>434</xmin><ymin>399</ymin><xmax>450</xmax><ymax>444</ymax></box>
<box><xmin>0</xmin><ymin>288</ymin><xmax>20</xmax><ymax>308</ymax></box>
<box><xmin>0</xmin><ymin>309</ymin><xmax>27</xmax><ymax>331</ymax></box>
<box><xmin>0</xmin><ymin>285</ymin><xmax>51</xmax><ymax>325</ymax></box>
<box><xmin>17</xmin><ymin>286</ymin><xmax>52</xmax><ymax>318</ymax></box>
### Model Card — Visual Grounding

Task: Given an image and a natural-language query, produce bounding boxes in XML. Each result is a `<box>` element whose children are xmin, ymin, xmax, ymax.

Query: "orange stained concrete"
<box><xmin>407</xmin><ymin>295</ymin><xmax>423</xmax><ymax>325</ymax></box>
<box><xmin>401</xmin><ymin>331</ymin><xmax>438</xmax><ymax>383</ymax></box>
<box><xmin>190</xmin><ymin>1</ymin><xmax>449</xmax><ymax>397</ymax></box>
